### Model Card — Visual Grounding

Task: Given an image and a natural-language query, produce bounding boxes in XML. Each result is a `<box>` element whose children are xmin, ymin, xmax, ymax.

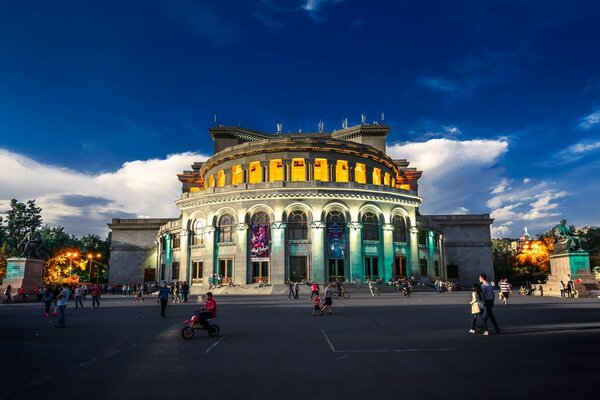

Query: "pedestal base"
<box><xmin>1</xmin><ymin>258</ymin><xmax>44</xmax><ymax>296</ymax></box>
<box><xmin>544</xmin><ymin>252</ymin><xmax>600</xmax><ymax>298</ymax></box>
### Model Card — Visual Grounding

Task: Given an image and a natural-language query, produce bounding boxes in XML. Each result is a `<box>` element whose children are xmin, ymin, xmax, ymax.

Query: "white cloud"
<box><xmin>491</xmin><ymin>178</ymin><xmax>511</xmax><ymax>194</ymax></box>
<box><xmin>0</xmin><ymin>149</ymin><xmax>208</xmax><ymax>236</ymax></box>
<box><xmin>301</xmin><ymin>0</ymin><xmax>346</xmax><ymax>21</ymax></box>
<box><xmin>578</xmin><ymin>111</ymin><xmax>600</xmax><ymax>129</ymax></box>
<box><xmin>387</xmin><ymin>138</ymin><xmax>508</xmax><ymax>216</ymax></box>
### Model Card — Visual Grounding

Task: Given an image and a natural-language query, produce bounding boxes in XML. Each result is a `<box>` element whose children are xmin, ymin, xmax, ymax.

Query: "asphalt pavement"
<box><xmin>1</xmin><ymin>291</ymin><xmax>599</xmax><ymax>400</ymax></box>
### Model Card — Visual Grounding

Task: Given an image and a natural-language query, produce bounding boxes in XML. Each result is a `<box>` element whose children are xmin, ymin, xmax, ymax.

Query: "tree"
<box><xmin>580</xmin><ymin>226</ymin><xmax>600</xmax><ymax>268</ymax></box>
<box><xmin>40</xmin><ymin>226</ymin><xmax>76</xmax><ymax>259</ymax></box>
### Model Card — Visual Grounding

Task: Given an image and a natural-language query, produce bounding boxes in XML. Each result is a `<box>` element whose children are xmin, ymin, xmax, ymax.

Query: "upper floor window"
<box><xmin>336</xmin><ymin>160</ymin><xmax>349</xmax><ymax>182</ymax></box>
<box><xmin>392</xmin><ymin>215</ymin><xmax>407</xmax><ymax>242</ymax></box>
<box><xmin>372</xmin><ymin>168</ymin><xmax>382</xmax><ymax>185</ymax></box>
<box><xmin>269</xmin><ymin>159</ymin><xmax>284</xmax><ymax>182</ymax></box>
<box><xmin>355</xmin><ymin>163</ymin><xmax>366</xmax><ymax>184</ymax></box>
<box><xmin>362</xmin><ymin>212</ymin><xmax>379</xmax><ymax>241</ymax></box>
<box><xmin>314</xmin><ymin>158</ymin><xmax>328</xmax><ymax>181</ymax></box>
<box><xmin>232</xmin><ymin>165</ymin><xmax>244</xmax><ymax>185</ymax></box>
<box><xmin>291</xmin><ymin>158</ymin><xmax>306</xmax><ymax>181</ymax></box>
<box><xmin>217</xmin><ymin>170</ymin><xmax>226</xmax><ymax>187</ymax></box>
<box><xmin>192</xmin><ymin>220</ymin><xmax>204</xmax><ymax>246</ymax></box>
<box><xmin>384</xmin><ymin>172</ymin><xmax>390</xmax><ymax>186</ymax></box>
<box><xmin>287</xmin><ymin>210</ymin><xmax>308</xmax><ymax>240</ymax></box>
<box><xmin>218</xmin><ymin>214</ymin><xmax>235</xmax><ymax>243</ymax></box>
<box><xmin>249</xmin><ymin>161</ymin><xmax>262</xmax><ymax>183</ymax></box>
<box><xmin>172</xmin><ymin>233</ymin><xmax>181</xmax><ymax>249</ymax></box>
<box><xmin>208</xmin><ymin>175</ymin><xmax>215</xmax><ymax>187</ymax></box>
<box><xmin>418</xmin><ymin>230</ymin><xmax>427</xmax><ymax>245</ymax></box>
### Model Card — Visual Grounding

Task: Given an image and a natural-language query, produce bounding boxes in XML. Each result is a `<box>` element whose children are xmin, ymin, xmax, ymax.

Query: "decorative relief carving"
<box><xmin>348</xmin><ymin>222</ymin><xmax>363</xmax><ymax>230</ymax></box>
<box><xmin>271</xmin><ymin>222</ymin><xmax>287</xmax><ymax>230</ymax></box>
<box><xmin>410</xmin><ymin>227</ymin><xmax>419</xmax><ymax>234</ymax></box>
<box><xmin>235</xmin><ymin>223</ymin><xmax>249</xmax><ymax>231</ymax></box>
<box><xmin>310</xmin><ymin>221</ymin><xmax>326</xmax><ymax>229</ymax></box>
<box><xmin>381</xmin><ymin>223</ymin><xmax>394</xmax><ymax>232</ymax></box>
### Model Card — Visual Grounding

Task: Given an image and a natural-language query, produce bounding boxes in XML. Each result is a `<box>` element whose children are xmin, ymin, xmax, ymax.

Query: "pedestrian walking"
<box><xmin>181</xmin><ymin>281</ymin><xmax>189</xmax><ymax>302</ymax></box>
<box><xmin>74</xmin><ymin>285</ymin><xmax>84</xmax><ymax>308</ymax></box>
<box><xmin>56</xmin><ymin>283</ymin><xmax>70</xmax><ymax>328</ymax></box>
<box><xmin>42</xmin><ymin>285</ymin><xmax>54</xmax><ymax>316</ymax></box>
<box><xmin>312</xmin><ymin>293</ymin><xmax>323</xmax><ymax>316</ymax></box>
<box><xmin>158</xmin><ymin>281</ymin><xmax>170</xmax><ymax>319</ymax></box>
<box><xmin>4</xmin><ymin>285</ymin><xmax>12</xmax><ymax>304</ymax></box>
<box><xmin>91</xmin><ymin>283</ymin><xmax>101</xmax><ymax>308</ymax></box>
<box><xmin>469</xmin><ymin>284</ymin><xmax>484</xmax><ymax>333</ymax></box>
<box><xmin>321</xmin><ymin>283</ymin><xmax>334</xmax><ymax>314</ymax></box>
<box><xmin>288</xmin><ymin>281</ymin><xmax>295</xmax><ymax>299</ymax></box>
<box><xmin>559</xmin><ymin>281</ymin><xmax>566</xmax><ymax>298</ymax></box>
<box><xmin>293</xmin><ymin>281</ymin><xmax>299</xmax><ymax>299</ymax></box>
<box><xmin>499</xmin><ymin>278</ymin><xmax>512</xmax><ymax>304</ymax></box>
<box><xmin>310</xmin><ymin>282</ymin><xmax>319</xmax><ymax>299</ymax></box>
<box><xmin>479</xmin><ymin>274</ymin><xmax>500</xmax><ymax>335</ymax></box>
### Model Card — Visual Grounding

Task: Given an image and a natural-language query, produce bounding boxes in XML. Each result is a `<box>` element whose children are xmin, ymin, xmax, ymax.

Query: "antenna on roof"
<box><xmin>318</xmin><ymin>120</ymin><xmax>324</xmax><ymax>133</ymax></box>
<box><xmin>277</xmin><ymin>123</ymin><xmax>283</xmax><ymax>134</ymax></box>
<box><xmin>361</xmin><ymin>114</ymin><xmax>366</xmax><ymax>124</ymax></box>
<box><xmin>381</xmin><ymin>112</ymin><xmax>385</xmax><ymax>122</ymax></box>
<box><xmin>342</xmin><ymin>118</ymin><xmax>348</xmax><ymax>129</ymax></box>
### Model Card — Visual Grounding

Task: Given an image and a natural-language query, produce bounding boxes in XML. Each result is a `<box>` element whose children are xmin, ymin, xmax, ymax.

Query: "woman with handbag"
<box><xmin>469</xmin><ymin>284</ymin><xmax>485</xmax><ymax>334</ymax></box>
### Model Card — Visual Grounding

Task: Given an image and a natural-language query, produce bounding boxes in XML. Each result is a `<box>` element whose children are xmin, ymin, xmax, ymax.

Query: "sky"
<box><xmin>1</xmin><ymin>0</ymin><xmax>600</xmax><ymax>238</ymax></box>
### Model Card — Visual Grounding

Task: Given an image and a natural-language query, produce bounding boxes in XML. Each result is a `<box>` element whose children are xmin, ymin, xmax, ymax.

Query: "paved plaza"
<box><xmin>1</xmin><ymin>291</ymin><xmax>599</xmax><ymax>400</ymax></box>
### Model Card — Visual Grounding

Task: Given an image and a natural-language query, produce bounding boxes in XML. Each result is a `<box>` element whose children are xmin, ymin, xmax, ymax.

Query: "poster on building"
<box><xmin>327</xmin><ymin>223</ymin><xmax>345</xmax><ymax>259</ymax></box>
<box><xmin>250</xmin><ymin>224</ymin><xmax>270</xmax><ymax>261</ymax></box>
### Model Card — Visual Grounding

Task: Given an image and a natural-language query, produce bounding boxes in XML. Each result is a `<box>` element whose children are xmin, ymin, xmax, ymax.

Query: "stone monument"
<box><xmin>546</xmin><ymin>219</ymin><xmax>599</xmax><ymax>297</ymax></box>
<box><xmin>0</xmin><ymin>227</ymin><xmax>44</xmax><ymax>297</ymax></box>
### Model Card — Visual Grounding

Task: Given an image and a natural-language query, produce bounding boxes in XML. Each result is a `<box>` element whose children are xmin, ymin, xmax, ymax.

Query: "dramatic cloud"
<box><xmin>0</xmin><ymin>149</ymin><xmax>208</xmax><ymax>237</ymax></box>
<box><xmin>387</xmin><ymin>137</ymin><xmax>508</xmax><ymax>217</ymax></box>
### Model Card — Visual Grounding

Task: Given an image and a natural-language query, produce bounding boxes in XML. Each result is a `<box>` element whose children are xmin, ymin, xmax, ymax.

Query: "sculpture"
<box><xmin>551</xmin><ymin>219</ymin><xmax>583</xmax><ymax>253</ymax></box>
<box><xmin>18</xmin><ymin>226</ymin><xmax>43</xmax><ymax>259</ymax></box>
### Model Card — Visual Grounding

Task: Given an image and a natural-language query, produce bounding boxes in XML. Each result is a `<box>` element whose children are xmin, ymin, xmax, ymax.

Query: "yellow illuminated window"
<box><xmin>391</xmin><ymin>178</ymin><xmax>395</xmax><ymax>187</ymax></box>
<box><xmin>400</xmin><ymin>184</ymin><xmax>411</xmax><ymax>190</ymax></box>
<box><xmin>190</xmin><ymin>187</ymin><xmax>200</xmax><ymax>193</ymax></box>
<box><xmin>208</xmin><ymin>175</ymin><xmax>215</xmax><ymax>187</ymax></box>
<box><xmin>314</xmin><ymin>158</ymin><xmax>328</xmax><ymax>181</ymax></box>
<box><xmin>232</xmin><ymin>165</ymin><xmax>244</xmax><ymax>185</ymax></box>
<box><xmin>336</xmin><ymin>160</ymin><xmax>349</xmax><ymax>182</ymax></box>
<box><xmin>269</xmin><ymin>159</ymin><xmax>284</xmax><ymax>182</ymax></box>
<box><xmin>372</xmin><ymin>168</ymin><xmax>381</xmax><ymax>185</ymax></box>
<box><xmin>384</xmin><ymin>172</ymin><xmax>390</xmax><ymax>185</ymax></box>
<box><xmin>291</xmin><ymin>158</ymin><xmax>306</xmax><ymax>181</ymax></box>
<box><xmin>217</xmin><ymin>170</ymin><xmax>226</xmax><ymax>187</ymax></box>
<box><xmin>249</xmin><ymin>161</ymin><xmax>262</xmax><ymax>183</ymax></box>
<box><xmin>355</xmin><ymin>163</ymin><xmax>366</xmax><ymax>184</ymax></box>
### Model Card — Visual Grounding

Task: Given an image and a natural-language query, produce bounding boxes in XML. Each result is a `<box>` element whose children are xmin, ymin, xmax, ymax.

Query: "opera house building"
<box><xmin>108</xmin><ymin>123</ymin><xmax>494</xmax><ymax>292</ymax></box>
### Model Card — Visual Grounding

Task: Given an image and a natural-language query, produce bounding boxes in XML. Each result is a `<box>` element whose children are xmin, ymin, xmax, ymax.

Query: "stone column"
<box><xmin>409</xmin><ymin>226</ymin><xmax>419</xmax><ymax>277</ymax></box>
<box><xmin>203</xmin><ymin>227</ymin><xmax>216</xmax><ymax>287</ymax></box>
<box><xmin>311</xmin><ymin>221</ymin><xmax>326</xmax><ymax>283</ymax></box>
<box><xmin>382</xmin><ymin>223</ymin><xmax>394</xmax><ymax>281</ymax></box>
<box><xmin>348</xmin><ymin>222</ymin><xmax>363</xmax><ymax>282</ymax></box>
<box><xmin>235</xmin><ymin>223</ymin><xmax>249</xmax><ymax>285</ymax></box>
<box><xmin>270</xmin><ymin>222</ymin><xmax>287</xmax><ymax>284</ymax></box>
<box><xmin>180</xmin><ymin>230</ymin><xmax>191</xmax><ymax>283</ymax></box>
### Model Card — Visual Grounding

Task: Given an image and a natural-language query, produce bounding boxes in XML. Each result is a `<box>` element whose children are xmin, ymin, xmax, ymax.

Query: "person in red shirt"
<box><xmin>91</xmin><ymin>284</ymin><xmax>101</xmax><ymax>308</ymax></box>
<box><xmin>198</xmin><ymin>292</ymin><xmax>217</xmax><ymax>328</ymax></box>
<box><xmin>312</xmin><ymin>293</ymin><xmax>323</xmax><ymax>316</ymax></box>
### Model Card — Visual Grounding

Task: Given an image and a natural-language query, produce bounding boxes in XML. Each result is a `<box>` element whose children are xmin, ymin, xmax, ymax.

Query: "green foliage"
<box><xmin>40</xmin><ymin>226</ymin><xmax>76</xmax><ymax>259</ymax></box>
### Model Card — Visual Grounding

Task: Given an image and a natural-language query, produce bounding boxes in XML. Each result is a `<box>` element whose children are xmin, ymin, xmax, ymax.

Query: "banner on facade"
<box><xmin>327</xmin><ymin>223</ymin><xmax>345</xmax><ymax>259</ymax></box>
<box><xmin>250</xmin><ymin>224</ymin><xmax>270</xmax><ymax>261</ymax></box>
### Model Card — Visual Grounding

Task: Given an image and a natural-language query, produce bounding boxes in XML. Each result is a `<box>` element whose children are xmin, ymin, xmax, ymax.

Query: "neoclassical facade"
<box><xmin>108</xmin><ymin>123</ymin><xmax>494</xmax><ymax>290</ymax></box>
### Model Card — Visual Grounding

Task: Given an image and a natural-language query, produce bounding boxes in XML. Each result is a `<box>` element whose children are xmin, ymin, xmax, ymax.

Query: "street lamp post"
<box><xmin>87</xmin><ymin>253</ymin><xmax>101</xmax><ymax>283</ymax></box>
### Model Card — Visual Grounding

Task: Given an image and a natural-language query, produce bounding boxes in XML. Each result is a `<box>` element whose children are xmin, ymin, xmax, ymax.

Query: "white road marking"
<box><xmin>321</xmin><ymin>329</ymin><xmax>336</xmax><ymax>353</ymax></box>
<box><xmin>205</xmin><ymin>336</ymin><xmax>226</xmax><ymax>354</ymax></box>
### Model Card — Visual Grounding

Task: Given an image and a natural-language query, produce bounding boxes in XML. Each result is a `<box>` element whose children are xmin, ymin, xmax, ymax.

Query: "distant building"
<box><xmin>108</xmin><ymin>123</ymin><xmax>494</xmax><ymax>290</ymax></box>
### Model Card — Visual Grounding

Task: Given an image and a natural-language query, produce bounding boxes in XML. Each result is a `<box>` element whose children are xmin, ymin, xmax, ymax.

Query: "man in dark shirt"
<box><xmin>158</xmin><ymin>281</ymin><xmax>171</xmax><ymax>319</ymax></box>
<box><xmin>479</xmin><ymin>274</ymin><xmax>500</xmax><ymax>335</ymax></box>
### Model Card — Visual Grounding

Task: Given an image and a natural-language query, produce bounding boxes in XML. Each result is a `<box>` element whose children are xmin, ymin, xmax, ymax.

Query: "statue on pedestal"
<box><xmin>550</xmin><ymin>219</ymin><xmax>583</xmax><ymax>254</ymax></box>
<box><xmin>18</xmin><ymin>226</ymin><xmax>42</xmax><ymax>259</ymax></box>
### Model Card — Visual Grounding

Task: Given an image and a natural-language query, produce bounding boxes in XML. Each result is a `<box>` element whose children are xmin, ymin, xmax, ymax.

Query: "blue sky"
<box><xmin>1</xmin><ymin>0</ymin><xmax>599</xmax><ymax>237</ymax></box>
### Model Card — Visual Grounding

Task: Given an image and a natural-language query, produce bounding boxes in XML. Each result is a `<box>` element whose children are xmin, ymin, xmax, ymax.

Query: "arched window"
<box><xmin>326</xmin><ymin>210</ymin><xmax>345</xmax><ymax>225</ymax></box>
<box><xmin>192</xmin><ymin>220</ymin><xmax>204</xmax><ymax>245</ymax></box>
<box><xmin>392</xmin><ymin>215</ymin><xmax>407</xmax><ymax>242</ymax></box>
<box><xmin>287</xmin><ymin>210</ymin><xmax>308</xmax><ymax>240</ymax></box>
<box><xmin>362</xmin><ymin>212</ymin><xmax>379</xmax><ymax>241</ymax></box>
<box><xmin>218</xmin><ymin>214</ymin><xmax>235</xmax><ymax>243</ymax></box>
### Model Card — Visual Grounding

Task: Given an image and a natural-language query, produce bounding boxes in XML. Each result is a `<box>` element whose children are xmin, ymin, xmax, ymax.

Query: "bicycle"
<box><xmin>333</xmin><ymin>288</ymin><xmax>350</xmax><ymax>299</ymax></box>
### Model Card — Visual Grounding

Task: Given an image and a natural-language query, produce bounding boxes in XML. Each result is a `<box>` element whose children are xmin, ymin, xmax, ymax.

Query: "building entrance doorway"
<box><xmin>218</xmin><ymin>258</ymin><xmax>233</xmax><ymax>285</ymax></box>
<box><xmin>394</xmin><ymin>256</ymin><xmax>407</xmax><ymax>279</ymax></box>
<box><xmin>364</xmin><ymin>256</ymin><xmax>379</xmax><ymax>281</ymax></box>
<box><xmin>252</xmin><ymin>261</ymin><xmax>269</xmax><ymax>283</ymax></box>
<box><xmin>328</xmin><ymin>259</ymin><xmax>344</xmax><ymax>282</ymax></box>
<box><xmin>289</xmin><ymin>256</ymin><xmax>307</xmax><ymax>282</ymax></box>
